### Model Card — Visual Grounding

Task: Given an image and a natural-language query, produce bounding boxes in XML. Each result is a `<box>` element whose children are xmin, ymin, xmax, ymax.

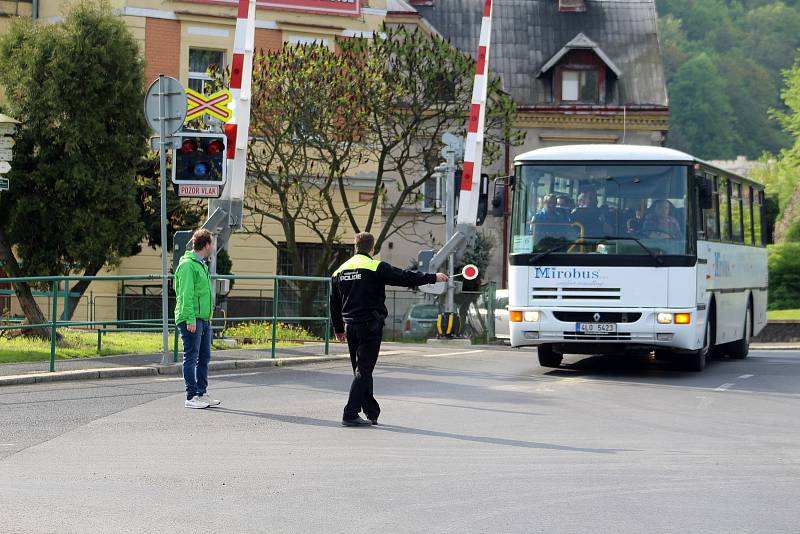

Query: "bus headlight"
<box><xmin>657</xmin><ymin>313</ymin><xmax>691</xmax><ymax>325</ymax></box>
<box><xmin>523</xmin><ymin>311</ymin><xmax>540</xmax><ymax>322</ymax></box>
<box><xmin>510</xmin><ymin>311</ymin><xmax>540</xmax><ymax>323</ymax></box>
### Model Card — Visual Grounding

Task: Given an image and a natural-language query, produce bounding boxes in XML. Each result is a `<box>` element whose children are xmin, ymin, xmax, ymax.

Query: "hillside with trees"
<box><xmin>657</xmin><ymin>0</ymin><xmax>800</xmax><ymax>160</ymax></box>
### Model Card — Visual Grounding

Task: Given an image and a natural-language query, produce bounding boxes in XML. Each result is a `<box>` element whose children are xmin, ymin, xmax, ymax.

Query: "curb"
<box><xmin>0</xmin><ymin>355</ymin><xmax>350</xmax><ymax>387</ymax></box>
<box><xmin>750</xmin><ymin>344</ymin><xmax>800</xmax><ymax>351</ymax></box>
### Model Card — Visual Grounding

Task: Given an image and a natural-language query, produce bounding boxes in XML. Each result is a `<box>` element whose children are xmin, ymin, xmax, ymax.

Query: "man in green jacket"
<box><xmin>174</xmin><ymin>228</ymin><xmax>220</xmax><ymax>409</ymax></box>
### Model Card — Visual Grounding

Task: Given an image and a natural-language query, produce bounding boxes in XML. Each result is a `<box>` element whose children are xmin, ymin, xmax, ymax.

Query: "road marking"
<box><xmin>379</xmin><ymin>350</ymin><xmax>415</xmax><ymax>356</ymax></box>
<box><xmin>0</xmin><ymin>443</ymin><xmax>15</xmax><ymax>447</ymax></box>
<box><xmin>738</xmin><ymin>374</ymin><xmax>754</xmax><ymax>379</ymax></box>
<box><xmin>421</xmin><ymin>349</ymin><xmax>486</xmax><ymax>358</ymax></box>
<box><xmin>715</xmin><ymin>383</ymin><xmax>735</xmax><ymax>391</ymax></box>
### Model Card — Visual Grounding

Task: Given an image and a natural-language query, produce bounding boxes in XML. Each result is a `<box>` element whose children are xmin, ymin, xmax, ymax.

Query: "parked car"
<box><xmin>469</xmin><ymin>289</ymin><xmax>510</xmax><ymax>341</ymax></box>
<box><xmin>494</xmin><ymin>289</ymin><xmax>509</xmax><ymax>340</ymax></box>
<box><xmin>401</xmin><ymin>303</ymin><xmax>441</xmax><ymax>340</ymax></box>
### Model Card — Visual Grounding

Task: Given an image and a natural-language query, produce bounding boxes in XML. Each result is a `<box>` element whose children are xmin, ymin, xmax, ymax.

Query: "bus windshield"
<box><xmin>511</xmin><ymin>164</ymin><xmax>690</xmax><ymax>256</ymax></box>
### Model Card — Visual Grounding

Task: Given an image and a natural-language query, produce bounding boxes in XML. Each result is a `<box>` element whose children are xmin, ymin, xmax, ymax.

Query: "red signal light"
<box><xmin>180</xmin><ymin>139</ymin><xmax>197</xmax><ymax>154</ymax></box>
<box><xmin>206</xmin><ymin>139</ymin><xmax>224</xmax><ymax>156</ymax></box>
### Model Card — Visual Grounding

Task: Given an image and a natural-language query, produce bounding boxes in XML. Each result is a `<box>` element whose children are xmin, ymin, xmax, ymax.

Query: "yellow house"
<box><xmin>1</xmin><ymin>0</ymin><xmax>432</xmax><ymax>323</ymax></box>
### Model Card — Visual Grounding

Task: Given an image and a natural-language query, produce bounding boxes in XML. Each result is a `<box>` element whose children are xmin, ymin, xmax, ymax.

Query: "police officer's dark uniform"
<box><xmin>331</xmin><ymin>252</ymin><xmax>437</xmax><ymax>426</ymax></box>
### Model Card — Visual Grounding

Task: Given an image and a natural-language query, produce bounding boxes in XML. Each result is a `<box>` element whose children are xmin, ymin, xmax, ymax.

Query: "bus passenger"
<box><xmin>641</xmin><ymin>199</ymin><xmax>681</xmax><ymax>239</ymax></box>
<box><xmin>534</xmin><ymin>194</ymin><xmax>567</xmax><ymax>222</ymax></box>
<box><xmin>570</xmin><ymin>189</ymin><xmax>611</xmax><ymax>237</ymax></box>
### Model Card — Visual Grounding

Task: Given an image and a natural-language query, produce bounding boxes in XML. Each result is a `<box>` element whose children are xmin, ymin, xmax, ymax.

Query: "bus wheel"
<box><xmin>728</xmin><ymin>305</ymin><xmax>752</xmax><ymax>360</ymax></box>
<box><xmin>537</xmin><ymin>344</ymin><xmax>563</xmax><ymax>368</ymax></box>
<box><xmin>683</xmin><ymin>319</ymin><xmax>712</xmax><ymax>371</ymax></box>
<box><xmin>686</xmin><ymin>350</ymin><xmax>706</xmax><ymax>372</ymax></box>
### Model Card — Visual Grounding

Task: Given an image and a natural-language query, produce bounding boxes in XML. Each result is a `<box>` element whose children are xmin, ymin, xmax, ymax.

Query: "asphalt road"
<box><xmin>1</xmin><ymin>345</ymin><xmax>799</xmax><ymax>533</ymax></box>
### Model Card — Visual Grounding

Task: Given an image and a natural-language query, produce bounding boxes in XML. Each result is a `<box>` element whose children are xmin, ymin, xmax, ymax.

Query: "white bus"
<box><xmin>507</xmin><ymin>145</ymin><xmax>767</xmax><ymax>371</ymax></box>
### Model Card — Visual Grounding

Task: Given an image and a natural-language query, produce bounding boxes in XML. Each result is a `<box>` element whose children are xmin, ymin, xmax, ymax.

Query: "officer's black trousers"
<box><xmin>343</xmin><ymin>319</ymin><xmax>382</xmax><ymax>420</ymax></box>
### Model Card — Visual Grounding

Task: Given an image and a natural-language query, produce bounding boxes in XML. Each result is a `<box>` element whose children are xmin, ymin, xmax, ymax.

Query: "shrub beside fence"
<box><xmin>768</xmin><ymin>243</ymin><xmax>800</xmax><ymax>310</ymax></box>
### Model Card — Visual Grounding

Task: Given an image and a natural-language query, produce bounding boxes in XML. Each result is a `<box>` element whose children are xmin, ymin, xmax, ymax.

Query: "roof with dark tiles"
<box><xmin>413</xmin><ymin>0</ymin><xmax>668</xmax><ymax>107</ymax></box>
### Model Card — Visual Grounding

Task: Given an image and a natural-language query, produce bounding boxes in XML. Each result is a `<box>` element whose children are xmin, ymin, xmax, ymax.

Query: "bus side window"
<box><xmin>719</xmin><ymin>176</ymin><xmax>732</xmax><ymax>242</ymax></box>
<box><xmin>753</xmin><ymin>189</ymin><xmax>764</xmax><ymax>246</ymax></box>
<box><xmin>743</xmin><ymin>186</ymin><xmax>753</xmax><ymax>245</ymax></box>
<box><xmin>701</xmin><ymin>174</ymin><xmax>718</xmax><ymax>240</ymax></box>
<box><xmin>731</xmin><ymin>181</ymin><xmax>744</xmax><ymax>242</ymax></box>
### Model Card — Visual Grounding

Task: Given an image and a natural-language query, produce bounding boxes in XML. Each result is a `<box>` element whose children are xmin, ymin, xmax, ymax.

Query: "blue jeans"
<box><xmin>179</xmin><ymin>320</ymin><xmax>212</xmax><ymax>400</ymax></box>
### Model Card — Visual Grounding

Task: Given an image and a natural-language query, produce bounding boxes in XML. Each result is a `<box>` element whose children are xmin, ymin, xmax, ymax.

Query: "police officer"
<box><xmin>331</xmin><ymin>232</ymin><xmax>448</xmax><ymax>427</ymax></box>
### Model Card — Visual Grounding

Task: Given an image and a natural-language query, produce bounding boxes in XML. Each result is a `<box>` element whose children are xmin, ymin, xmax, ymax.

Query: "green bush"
<box><xmin>768</xmin><ymin>244</ymin><xmax>800</xmax><ymax>309</ymax></box>
<box><xmin>222</xmin><ymin>321</ymin><xmax>319</xmax><ymax>342</ymax></box>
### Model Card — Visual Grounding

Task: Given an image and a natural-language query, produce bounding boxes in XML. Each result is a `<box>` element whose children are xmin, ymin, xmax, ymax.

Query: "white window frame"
<box><xmin>422</xmin><ymin>174</ymin><xmax>441</xmax><ymax>212</ymax></box>
<box><xmin>188</xmin><ymin>48</ymin><xmax>225</xmax><ymax>95</ymax></box>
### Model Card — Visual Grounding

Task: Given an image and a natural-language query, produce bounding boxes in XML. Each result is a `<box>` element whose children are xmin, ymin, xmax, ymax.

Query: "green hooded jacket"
<box><xmin>174</xmin><ymin>250</ymin><xmax>213</xmax><ymax>326</ymax></box>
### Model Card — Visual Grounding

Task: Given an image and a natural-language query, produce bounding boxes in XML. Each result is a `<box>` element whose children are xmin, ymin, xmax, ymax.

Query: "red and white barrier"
<box><xmin>223</xmin><ymin>0</ymin><xmax>256</xmax><ymax>203</ymax></box>
<box><xmin>457</xmin><ymin>0</ymin><xmax>493</xmax><ymax>227</ymax></box>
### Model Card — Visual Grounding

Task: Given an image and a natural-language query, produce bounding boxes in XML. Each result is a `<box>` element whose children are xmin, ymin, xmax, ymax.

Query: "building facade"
<box><xmin>385</xmin><ymin>0</ymin><xmax>670</xmax><ymax>289</ymax></box>
<box><xmin>1</xmin><ymin>0</ymin><xmax>408</xmax><ymax>323</ymax></box>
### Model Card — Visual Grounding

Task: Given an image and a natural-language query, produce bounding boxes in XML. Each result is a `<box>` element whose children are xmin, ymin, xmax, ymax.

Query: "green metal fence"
<box><xmin>0</xmin><ymin>273</ymin><xmax>332</xmax><ymax>372</ymax></box>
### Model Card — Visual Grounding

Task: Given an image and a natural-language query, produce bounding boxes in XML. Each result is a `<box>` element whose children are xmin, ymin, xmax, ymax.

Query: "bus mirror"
<box><xmin>491</xmin><ymin>177</ymin><xmax>506</xmax><ymax>217</ymax></box>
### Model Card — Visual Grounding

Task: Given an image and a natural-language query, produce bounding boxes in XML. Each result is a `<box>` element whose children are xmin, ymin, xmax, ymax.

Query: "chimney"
<box><xmin>559</xmin><ymin>0</ymin><xmax>586</xmax><ymax>12</ymax></box>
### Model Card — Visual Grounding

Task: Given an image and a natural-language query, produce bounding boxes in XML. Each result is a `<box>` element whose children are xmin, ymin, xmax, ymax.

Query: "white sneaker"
<box><xmin>185</xmin><ymin>396</ymin><xmax>210</xmax><ymax>409</ymax></box>
<box><xmin>198</xmin><ymin>394</ymin><xmax>221</xmax><ymax>407</ymax></box>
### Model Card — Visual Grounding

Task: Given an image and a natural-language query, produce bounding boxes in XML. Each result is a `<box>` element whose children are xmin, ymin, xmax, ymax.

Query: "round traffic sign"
<box><xmin>144</xmin><ymin>76</ymin><xmax>187</xmax><ymax>136</ymax></box>
<box><xmin>462</xmin><ymin>264</ymin><xmax>479</xmax><ymax>281</ymax></box>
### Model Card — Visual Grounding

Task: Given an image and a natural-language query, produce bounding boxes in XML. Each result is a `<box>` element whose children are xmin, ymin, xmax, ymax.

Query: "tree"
<box><xmin>656</xmin><ymin>0</ymin><xmax>799</xmax><ymax>159</ymax></box>
<box><xmin>239</xmin><ymin>43</ymin><xmax>386</xmax><ymax>281</ymax></box>
<box><xmin>657</xmin><ymin>15</ymin><xmax>690</xmax><ymax>81</ymax></box>
<box><xmin>767</xmin><ymin>57</ymin><xmax>800</xmax><ymax>242</ymax></box>
<box><xmin>715</xmin><ymin>53</ymin><xmax>789</xmax><ymax>158</ymax></box>
<box><xmin>667</xmin><ymin>54</ymin><xmax>737</xmax><ymax>159</ymax></box>
<box><xmin>0</xmin><ymin>1</ymin><xmax>149</xmax><ymax>334</ymax></box>
<box><xmin>339</xmin><ymin>26</ymin><xmax>522</xmax><ymax>253</ymax></box>
<box><xmin>743</xmin><ymin>3</ymin><xmax>800</xmax><ymax>80</ymax></box>
<box><xmin>134</xmin><ymin>151</ymin><xmax>206</xmax><ymax>253</ymax></box>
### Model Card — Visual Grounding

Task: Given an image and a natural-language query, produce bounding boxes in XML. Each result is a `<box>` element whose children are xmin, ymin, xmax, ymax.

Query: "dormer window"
<box><xmin>561</xmin><ymin>69</ymin><xmax>598</xmax><ymax>102</ymax></box>
<box><xmin>537</xmin><ymin>33</ymin><xmax>622</xmax><ymax>106</ymax></box>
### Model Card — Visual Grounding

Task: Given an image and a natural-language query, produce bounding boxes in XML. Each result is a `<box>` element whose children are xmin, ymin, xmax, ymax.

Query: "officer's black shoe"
<box><xmin>368</xmin><ymin>418</ymin><xmax>378</xmax><ymax>425</ymax></box>
<box><xmin>342</xmin><ymin>416</ymin><xmax>372</xmax><ymax>427</ymax></box>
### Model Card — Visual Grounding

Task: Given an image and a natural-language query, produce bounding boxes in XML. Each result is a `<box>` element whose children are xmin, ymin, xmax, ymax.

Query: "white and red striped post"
<box><xmin>456</xmin><ymin>0</ymin><xmax>493</xmax><ymax>227</ymax></box>
<box><xmin>223</xmin><ymin>0</ymin><xmax>257</xmax><ymax>208</ymax></box>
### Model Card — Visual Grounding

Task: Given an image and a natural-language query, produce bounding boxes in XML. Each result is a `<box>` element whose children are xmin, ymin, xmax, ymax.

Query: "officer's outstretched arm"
<box><xmin>378</xmin><ymin>262</ymin><xmax>437</xmax><ymax>288</ymax></box>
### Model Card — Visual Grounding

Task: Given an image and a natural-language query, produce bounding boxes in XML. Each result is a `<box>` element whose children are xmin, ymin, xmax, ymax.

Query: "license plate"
<box><xmin>419</xmin><ymin>321</ymin><xmax>432</xmax><ymax>327</ymax></box>
<box><xmin>576</xmin><ymin>322</ymin><xmax>616</xmax><ymax>334</ymax></box>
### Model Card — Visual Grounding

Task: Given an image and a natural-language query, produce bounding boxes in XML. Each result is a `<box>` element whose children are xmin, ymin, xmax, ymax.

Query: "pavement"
<box><xmin>0</xmin><ymin>342</ymin><xmax>355</xmax><ymax>385</ymax></box>
<box><xmin>1</xmin><ymin>346</ymin><xmax>799</xmax><ymax>533</ymax></box>
<box><xmin>0</xmin><ymin>340</ymin><xmax>797</xmax><ymax>387</ymax></box>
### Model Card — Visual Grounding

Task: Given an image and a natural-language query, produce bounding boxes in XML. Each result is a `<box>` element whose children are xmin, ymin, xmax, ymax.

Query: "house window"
<box><xmin>561</xmin><ymin>69</ymin><xmax>598</xmax><ymax>102</ymax></box>
<box><xmin>188</xmin><ymin>48</ymin><xmax>224</xmax><ymax>94</ymax></box>
<box><xmin>422</xmin><ymin>175</ymin><xmax>440</xmax><ymax>211</ymax></box>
